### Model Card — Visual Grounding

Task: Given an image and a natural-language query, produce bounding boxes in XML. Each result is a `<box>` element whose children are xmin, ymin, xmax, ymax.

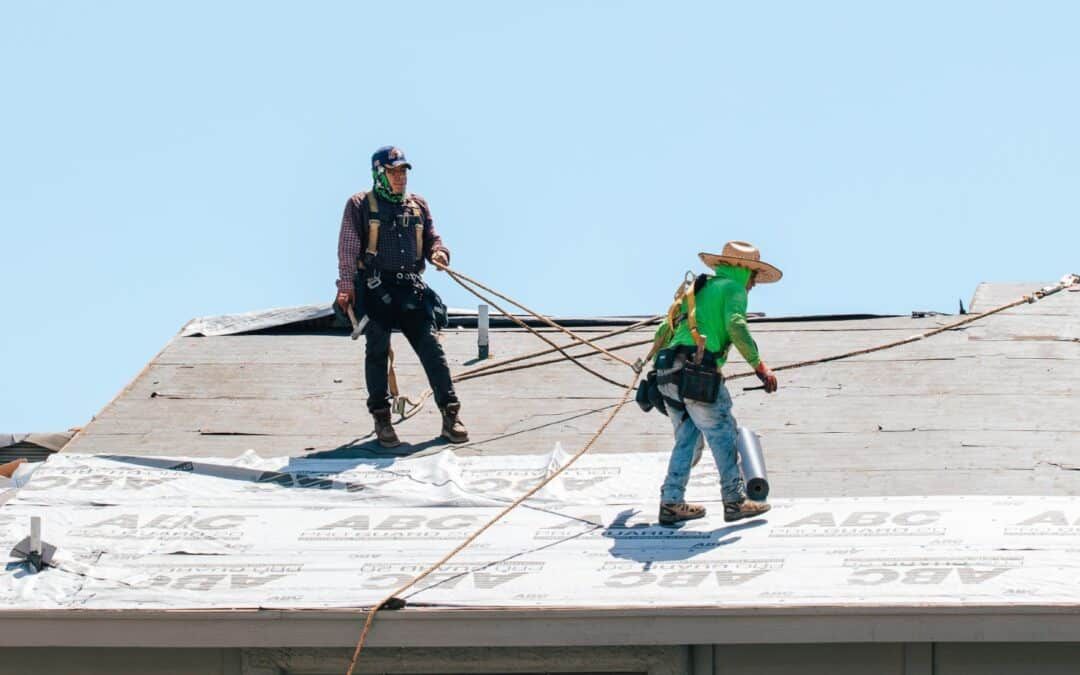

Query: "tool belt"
<box><xmin>654</xmin><ymin>346</ymin><xmax>722</xmax><ymax>409</ymax></box>
<box><xmin>381</xmin><ymin>270</ymin><xmax>425</xmax><ymax>286</ymax></box>
<box><xmin>680</xmin><ymin>356</ymin><xmax>721</xmax><ymax>403</ymax></box>
<box><xmin>355</xmin><ymin>269</ymin><xmax>448</xmax><ymax>331</ymax></box>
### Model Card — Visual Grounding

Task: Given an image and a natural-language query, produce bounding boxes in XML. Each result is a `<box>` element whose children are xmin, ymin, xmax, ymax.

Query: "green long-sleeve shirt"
<box><xmin>655</xmin><ymin>264</ymin><xmax>761</xmax><ymax>369</ymax></box>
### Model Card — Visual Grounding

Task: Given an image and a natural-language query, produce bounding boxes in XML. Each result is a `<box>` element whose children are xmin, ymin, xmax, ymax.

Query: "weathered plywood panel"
<box><xmin>969</xmin><ymin>281</ymin><xmax>1078</xmax><ymax>314</ymax></box>
<box><xmin>63</xmin><ymin>282</ymin><xmax>1080</xmax><ymax>504</ymax></box>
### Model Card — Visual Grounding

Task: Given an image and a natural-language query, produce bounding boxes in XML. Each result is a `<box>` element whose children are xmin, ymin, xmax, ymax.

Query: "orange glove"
<box><xmin>755</xmin><ymin>362</ymin><xmax>778</xmax><ymax>394</ymax></box>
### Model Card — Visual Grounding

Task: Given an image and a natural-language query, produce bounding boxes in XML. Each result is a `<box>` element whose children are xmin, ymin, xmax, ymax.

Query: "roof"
<box><xmin>2</xmin><ymin>279</ymin><xmax>1080</xmax><ymax>648</ymax></box>
<box><xmin>63</xmin><ymin>280</ymin><xmax>1080</xmax><ymax>496</ymax></box>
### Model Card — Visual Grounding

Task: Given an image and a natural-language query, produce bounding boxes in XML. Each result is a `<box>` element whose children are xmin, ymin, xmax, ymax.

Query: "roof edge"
<box><xmin>3</xmin><ymin>605</ymin><xmax>1080</xmax><ymax>648</ymax></box>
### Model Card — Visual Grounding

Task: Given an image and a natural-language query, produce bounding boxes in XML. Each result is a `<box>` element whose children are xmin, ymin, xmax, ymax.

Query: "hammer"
<box><xmin>346</xmin><ymin>305</ymin><xmax>369</xmax><ymax>341</ymax></box>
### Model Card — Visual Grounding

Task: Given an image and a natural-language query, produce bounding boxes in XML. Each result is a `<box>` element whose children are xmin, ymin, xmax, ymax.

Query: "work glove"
<box><xmin>755</xmin><ymin>362</ymin><xmax>778</xmax><ymax>394</ymax></box>
<box><xmin>335</xmin><ymin>289</ymin><xmax>355</xmax><ymax>311</ymax></box>
<box><xmin>431</xmin><ymin>250</ymin><xmax>449</xmax><ymax>269</ymax></box>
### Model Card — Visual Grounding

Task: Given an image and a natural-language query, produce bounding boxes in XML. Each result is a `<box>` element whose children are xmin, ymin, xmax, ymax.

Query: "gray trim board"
<box><xmin>4</xmin><ymin>607</ymin><xmax>1080</xmax><ymax>649</ymax></box>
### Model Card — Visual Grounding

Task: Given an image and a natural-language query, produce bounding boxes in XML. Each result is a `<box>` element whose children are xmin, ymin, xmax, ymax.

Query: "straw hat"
<box><xmin>699</xmin><ymin>241</ymin><xmax>782</xmax><ymax>284</ymax></box>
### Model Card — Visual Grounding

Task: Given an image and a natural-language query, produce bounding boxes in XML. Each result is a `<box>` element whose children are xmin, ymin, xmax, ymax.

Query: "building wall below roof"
<box><xmin>2</xmin><ymin>644</ymin><xmax>1079</xmax><ymax>675</ymax></box>
<box><xmin>0</xmin><ymin>647</ymin><xmax>239</xmax><ymax>674</ymax></box>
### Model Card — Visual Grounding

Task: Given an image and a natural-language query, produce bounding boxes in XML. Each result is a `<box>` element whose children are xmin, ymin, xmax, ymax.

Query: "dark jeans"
<box><xmin>364</xmin><ymin>308</ymin><xmax>458</xmax><ymax>413</ymax></box>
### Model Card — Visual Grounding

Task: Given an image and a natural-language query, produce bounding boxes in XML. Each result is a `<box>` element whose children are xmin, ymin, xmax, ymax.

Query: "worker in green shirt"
<box><xmin>650</xmin><ymin>241</ymin><xmax>780</xmax><ymax>525</ymax></box>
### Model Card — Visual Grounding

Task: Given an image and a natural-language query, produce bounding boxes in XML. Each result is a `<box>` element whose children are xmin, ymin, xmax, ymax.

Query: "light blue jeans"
<box><xmin>661</xmin><ymin>383</ymin><xmax>746</xmax><ymax>504</ymax></box>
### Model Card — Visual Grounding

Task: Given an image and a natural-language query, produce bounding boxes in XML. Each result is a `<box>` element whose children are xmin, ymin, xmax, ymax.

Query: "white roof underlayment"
<box><xmin>3</xmin><ymin>447</ymin><xmax>1080</xmax><ymax>612</ymax></box>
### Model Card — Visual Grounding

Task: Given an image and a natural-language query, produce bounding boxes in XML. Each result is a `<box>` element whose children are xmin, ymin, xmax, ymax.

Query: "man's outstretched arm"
<box><xmin>415</xmin><ymin>196</ymin><xmax>450</xmax><ymax>268</ymax></box>
<box><xmin>724</xmin><ymin>284</ymin><xmax>778</xmax><ymax>393</ymax></box>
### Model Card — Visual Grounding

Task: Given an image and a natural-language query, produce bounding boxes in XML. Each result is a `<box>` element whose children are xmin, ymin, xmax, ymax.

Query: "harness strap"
<box><xmin>364</xmin><ymin>191</ymin><xmax>381</xmax><ymax>263</ymax></box>
<box><xmin>643</xmin><ymin>276</ymin><xmax>693</xmax><ymax>364</ymax></box>
<box><xmin>685</xmin><ymin>278</ymin><xmax>707</xmax><ymax>364</ymax></box>
<box><xmin>411</xmin><ymin>199</ymin><xmax>424</xmax><ymax>261</ymax></box>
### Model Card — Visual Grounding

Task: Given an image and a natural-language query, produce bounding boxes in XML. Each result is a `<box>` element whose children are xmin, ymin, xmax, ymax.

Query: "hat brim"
<box><xmin>699</xmin><ymin>252</ymin><xmax>783</xmax><ymax>284</ymax></box>
<box><xmin>386</xmin><ymin>160</ymin><xmax>412</xmax><ymax>170</ymax></box>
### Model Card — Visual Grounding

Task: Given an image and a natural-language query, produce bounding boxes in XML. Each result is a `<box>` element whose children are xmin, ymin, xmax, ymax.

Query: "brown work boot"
<box><xmin>659</xmin><ymin>502</ymin><xmax>706</xmax><ymax>526</ymax></box>
<box><xmin>440</xmin><ymin>402</ymin><xmax>469</xmax><ymax>443</ymax></box>
<box><xmin>724</xmin><ymin>499</ymin><xmax>771</xmax><ymax>523</ymax></box>
<box><xmin>371</xmin><ymin>408</ymin><xmax>401</xmax><ymax>448</ymax></box>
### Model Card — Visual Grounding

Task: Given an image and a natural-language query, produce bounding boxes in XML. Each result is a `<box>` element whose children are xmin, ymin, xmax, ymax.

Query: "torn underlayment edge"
<box><xmin>179</xmin><ymin>304</ymin><xmax>657</xmax><ymax>336</ymax></box>
<box><xmin>180</xmin><ymin>304</ymin><xmax>336</xmax><ymax>337</ymax></box>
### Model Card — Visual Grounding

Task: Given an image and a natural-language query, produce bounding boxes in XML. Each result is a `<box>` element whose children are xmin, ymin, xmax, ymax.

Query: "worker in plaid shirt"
<box><xmin>335</xmin><ymin>146</ymin><xmax>468</xmax><ymax>448</ymax></box>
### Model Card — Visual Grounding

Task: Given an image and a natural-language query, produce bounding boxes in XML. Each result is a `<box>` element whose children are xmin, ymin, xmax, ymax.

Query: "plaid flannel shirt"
<box><xmin>336</xmin><ymin>191</ymin><xmax>450</xmax><ymax>293</ymax></box>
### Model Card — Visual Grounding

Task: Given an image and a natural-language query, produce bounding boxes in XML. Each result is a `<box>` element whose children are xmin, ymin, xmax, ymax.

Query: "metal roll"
<box><xmin>736</xmin><ymin>426</ymin><xmax>769</xmax><ymax>501</ymax></box>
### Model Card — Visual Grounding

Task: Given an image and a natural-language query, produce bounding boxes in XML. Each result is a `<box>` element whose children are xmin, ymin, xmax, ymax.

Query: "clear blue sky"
<box><xmin>2</xmin><ymin>1</ymin><xmax>1078</xmax><ymax>431</ymax></box>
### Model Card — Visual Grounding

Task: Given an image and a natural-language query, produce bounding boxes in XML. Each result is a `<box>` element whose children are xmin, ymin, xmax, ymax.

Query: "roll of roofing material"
<box><xmin>736</xmin><ymin>426</ymin><xmax>769</xmax><ymax>501</ymax></box>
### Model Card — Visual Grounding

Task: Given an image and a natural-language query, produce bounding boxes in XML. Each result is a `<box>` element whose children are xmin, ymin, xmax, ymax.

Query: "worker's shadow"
<box><xmin>308</xmin><ymin>435</ymin><xmax>450</xmax><ymax>460</ymax></box>
<box><xmin>603</xmin><ymin>508</ymin><xmax>766</xmax><ymax>564</ymax></box>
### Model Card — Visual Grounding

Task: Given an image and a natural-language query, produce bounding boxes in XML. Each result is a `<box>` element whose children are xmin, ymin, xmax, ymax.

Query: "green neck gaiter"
<box><xmin>712</xmin><ymin>264</ymin><xmax>753</xmax><ymax>287</ymax></box>
<box><xmin>372</xmin><ymin>169</ymin><xmax>405</xmax><ymax>204</ymax></box>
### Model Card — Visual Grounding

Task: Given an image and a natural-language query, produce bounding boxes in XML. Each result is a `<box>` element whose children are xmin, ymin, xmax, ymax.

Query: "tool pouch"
<box><xmin>635</xmin><ymin>373</ymin><xmax>655</xmax><ymax>413</ymax></box>
<box><xmin>647</xmin><ymin>370</ymin><xmax>668</xmax><ymax>416</ymax></box>
<box><xmin>655</xmin><ymin>349</ymin><xmax>686</xmax><ymax>412</ymax></box>
<box><xmin>636</xmin><ymin>370</ymin><xmax>670</xmax><ymax>416</ymax></box>
<box><xmin>423</xmin><ymin>286</ymin><xmax>449</xmax><ymax>331</ymax></box>
<box><xmin>679</xmin><ymin>359</ymin><xmax>720</xmax><ymax>403</ymax></box>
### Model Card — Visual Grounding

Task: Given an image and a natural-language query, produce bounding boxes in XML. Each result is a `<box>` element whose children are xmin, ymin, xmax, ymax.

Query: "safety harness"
<box><xmin>638</xmin><ymin>273</ymin><xmax>721</xmax><ymax>414</ymax></box>
<box><xmin>356</xmin><ymin>190</ymin><xmax>426</xmax><ymax>271</ymax></box>
<box><xmin>645</xmin><ymin>273</ymin><xmax>708</xmax><ymax>364</ymax></box>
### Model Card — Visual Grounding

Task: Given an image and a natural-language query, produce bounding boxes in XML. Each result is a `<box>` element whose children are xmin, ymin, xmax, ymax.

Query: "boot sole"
<box><xmin>378</xmin><ymin>439</ymin><xmax>402</xmax><ymax>448</ymax></box>
<box><xmin>442</xmin><ymin>432</ymin><xmax>469</xmax><ymax>444</ymax></box>
<box><xmin>724</xmin><ymin>505</ymin><xmax>771</xmax><ymax>522</ymax></box>
<box><xmin>659</xmin><ymin>511</ymin><xmax>706</xmax><ymax>526</ymax></box>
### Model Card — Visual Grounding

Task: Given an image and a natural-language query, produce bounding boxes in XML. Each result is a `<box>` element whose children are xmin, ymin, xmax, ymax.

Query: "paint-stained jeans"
<box><xmin>660</xmin><ymin>383</ymin><xmax>745</xmax><ymax>504</ymax></box>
